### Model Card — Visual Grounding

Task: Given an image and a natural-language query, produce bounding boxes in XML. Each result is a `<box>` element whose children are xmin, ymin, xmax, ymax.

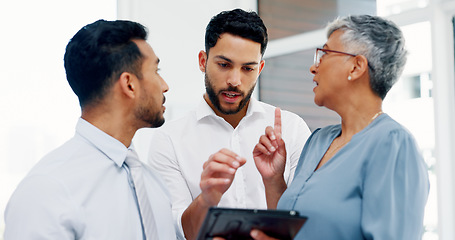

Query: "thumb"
<box><xmin>251</xmin><ymin>229</ymin><xmax>277</xmax><ymax>240</ymax></box>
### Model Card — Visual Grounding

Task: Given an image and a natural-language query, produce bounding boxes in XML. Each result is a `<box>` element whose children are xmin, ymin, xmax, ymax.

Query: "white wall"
<box><xmin>0</xmin><ymin>0</ymin><xmax>117</xmax><ymax>237</ymax></box>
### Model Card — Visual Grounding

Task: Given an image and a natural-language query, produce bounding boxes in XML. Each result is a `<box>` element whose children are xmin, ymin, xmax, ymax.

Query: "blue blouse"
<box><xmin>277</xmin><ymin>114</ymin><xmax>429</xmax><ymax>239</ymax></box>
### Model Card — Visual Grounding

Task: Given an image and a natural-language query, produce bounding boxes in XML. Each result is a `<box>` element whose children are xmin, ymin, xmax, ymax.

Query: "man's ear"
<box><xmin>349</xmin><ymin>55</ymin><xmax>369</xmax><ymax>80</ymax></box>
<box><xmin>118</xmin><ymin>72</ymin><xmax>136</xmax><ymax>99</ymax></box>
<box><xmin>198</xmin><ymin>50</ymin><xmax>207</xmax><ymax>73</ymax></box>
<box><xmin>258</xmin><ymin>59</ymin><xmax>265</xmax><ymax>76</ymax></box>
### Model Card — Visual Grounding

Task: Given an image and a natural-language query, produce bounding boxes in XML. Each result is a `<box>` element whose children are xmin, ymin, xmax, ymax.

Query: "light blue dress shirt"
<box><xmin>4</xmin><ymin>118</ymin><xmax>181</xmax><ymax>239</ymax></box>
<box><xmin>278</xmin><ymin>114</ymin><xmax>429</xmax><ymax>239</ymax></box>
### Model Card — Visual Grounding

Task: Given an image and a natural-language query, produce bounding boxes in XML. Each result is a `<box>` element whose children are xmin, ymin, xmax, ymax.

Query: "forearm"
<box><xmin>263</xmin><ymin>176</ymin><xmax>287</xmax><ymax>209</ymax></box>
<box><xmin>181</xmin><ymin>195</ymin><xmax>211</xmax><ymax>240</ymax></box>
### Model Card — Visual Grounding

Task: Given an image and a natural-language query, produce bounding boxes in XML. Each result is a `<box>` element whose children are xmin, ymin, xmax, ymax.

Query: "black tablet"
<box><xmin>196</xmin><ymin>207</ymin><xmax>307</xmax><ymax>240</ymax></box>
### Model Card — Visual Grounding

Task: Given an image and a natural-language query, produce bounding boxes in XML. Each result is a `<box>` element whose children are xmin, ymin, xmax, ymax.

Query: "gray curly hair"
<box><xmin>326</xmin><ymin>15</ymin><xmax>407</xmax><ymax>99</ymax></box>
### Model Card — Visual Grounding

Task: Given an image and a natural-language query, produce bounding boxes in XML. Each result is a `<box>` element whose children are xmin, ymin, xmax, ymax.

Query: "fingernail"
<box><xmin>232</xmin><ymin>161</ymin><xmax>240</xmax><ymax>168</ymax></box>
<box><xmin>251</xmin><ymin>230</ymin><xmax>258</xmax><ymax>238</ymax></box>
<box><xmin>229</xmin><ymin>168</ymin><xmax>236</xmax><ymax>173</ymax></box>
<box><xmin>270</xmin><ymin>133</ymin><xmax>276</xmax><ymax>140</ymax></box>
<box><xmin>270</xmin><ymin>146</ymin><xmax>276</xmax><ymax>152</ymax></box>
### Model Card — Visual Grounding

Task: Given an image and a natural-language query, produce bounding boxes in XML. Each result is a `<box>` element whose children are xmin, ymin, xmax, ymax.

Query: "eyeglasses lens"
<box><xmin>314</xmin><ymin>49</ymin><xmax>322</xmax><ymax>67</ymax></box>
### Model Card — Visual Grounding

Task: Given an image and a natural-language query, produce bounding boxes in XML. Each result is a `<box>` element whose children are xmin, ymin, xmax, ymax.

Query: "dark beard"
<box><xmin>135</xmin><ymin>96</ymin><xmax>166</xmax><ymax>128</ymax></box>
<box><xmin>204</xmin><ymin>74</ymin><xmax>255</xmax><ymax>115</ymax></box>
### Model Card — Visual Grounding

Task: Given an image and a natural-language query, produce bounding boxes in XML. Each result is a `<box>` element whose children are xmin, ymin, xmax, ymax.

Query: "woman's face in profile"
<box><xmin>310</xmin><ymin>30</ymin><xmax>354</xmax><ymax>108</ymax></box>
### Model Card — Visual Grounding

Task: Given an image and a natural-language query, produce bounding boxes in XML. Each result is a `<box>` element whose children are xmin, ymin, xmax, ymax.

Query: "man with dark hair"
<box><xmin>4</xmin><ymin>19</ymin><xmax>181</xmax><ymax>239</ymax></box>
<box><xmin>148</xmin><ymin>9</ymin><xmax>311</xmax><ymax>239</ymax></box>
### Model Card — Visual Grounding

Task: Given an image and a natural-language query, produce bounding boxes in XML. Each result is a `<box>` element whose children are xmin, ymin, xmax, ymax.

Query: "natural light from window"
<box><xmin>378</xmin><ymin>0</ymin><xmax>437</xmax><ymax>239</ymax></box>
<box><xmin>0</xmin><ymin>0</ymin><xmax>116</xmax><ymax>237</ymax></box>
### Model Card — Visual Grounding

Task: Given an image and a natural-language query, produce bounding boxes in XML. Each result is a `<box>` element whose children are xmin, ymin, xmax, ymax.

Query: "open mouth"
<box><xmin>221</xmin><ymin>91</ymin><xmax>241</xmax><ymax>103</ymax></box>
<box><xmin>225</xmin><ymin>92</ymin><xmax>239</xmax><ymax>98</ymax></box>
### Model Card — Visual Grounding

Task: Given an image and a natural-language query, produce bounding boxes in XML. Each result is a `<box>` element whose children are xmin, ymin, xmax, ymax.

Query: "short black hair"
<box><xmin>205</xmin><ymin>9</ymin><xmax>268</xmax><ymax>56</ymax></box>
<box><xmin>64</xmin><ymin>19</ymin><xmax>148</xmax><ymax>107</ymax></box>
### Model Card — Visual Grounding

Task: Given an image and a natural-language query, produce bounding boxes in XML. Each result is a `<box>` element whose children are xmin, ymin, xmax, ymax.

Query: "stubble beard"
<box><xmin>204</xmin><ymin>73</ymin><xmax>255</xmax><ymax>115</ymax></box>
<box><xmin>135</xmin><ymin>94</ymin><xmax>166</xmax><ymax>128</ymax></box>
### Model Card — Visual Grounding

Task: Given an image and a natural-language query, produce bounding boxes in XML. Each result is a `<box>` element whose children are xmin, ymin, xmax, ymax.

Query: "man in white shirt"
<box><xmin>4</xmin><ymin>20</ymin><xmax>182</xmax><ymax>239</ymax></box>
<box><xmin>147</xmin><ymin>9</ymin><xmax>311</xmax><ymax>239</ymax></box>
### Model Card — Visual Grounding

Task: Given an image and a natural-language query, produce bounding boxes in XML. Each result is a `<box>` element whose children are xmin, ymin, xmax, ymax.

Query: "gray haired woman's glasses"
<box><xmin>314</xmin><ymin>48</ymin><xmax>375</xmax><ymax>72</ymax></box>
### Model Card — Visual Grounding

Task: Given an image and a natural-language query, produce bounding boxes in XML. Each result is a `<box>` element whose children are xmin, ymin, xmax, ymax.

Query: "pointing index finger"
<box><xmin>274</xmin><ymin>107</ymin><xmax>282</xmax><ymax>140</ymax></box>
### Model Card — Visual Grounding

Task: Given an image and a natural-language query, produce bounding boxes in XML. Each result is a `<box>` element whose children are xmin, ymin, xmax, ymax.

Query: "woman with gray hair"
<box><xmin>251</xmin><ymin>15</ymin><xmax>429</xmax><ymax>239</ymax></box>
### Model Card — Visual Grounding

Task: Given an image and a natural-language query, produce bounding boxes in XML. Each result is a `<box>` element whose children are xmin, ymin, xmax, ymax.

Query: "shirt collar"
<box><xmin>76</xmin><ymin>118</ymin><xmax>131</xmax><ymax>168</ymax></box>
<box><xmin>196</xmin><ymin>96</ymin><xmax>266</xmax><ymax>121</ymax></box>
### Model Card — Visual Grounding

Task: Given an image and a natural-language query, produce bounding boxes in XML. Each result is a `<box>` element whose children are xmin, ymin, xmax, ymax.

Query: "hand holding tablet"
<box><xmin>197</xmin><ymin>207</ymin><xmax>307</xmax><ymax>240</ymax></box>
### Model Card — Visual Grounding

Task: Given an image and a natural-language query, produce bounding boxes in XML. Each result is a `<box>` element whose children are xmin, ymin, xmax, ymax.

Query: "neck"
<box><xmin>81</xmin><ymin>106</ymin><xmax>138</xmax><ymax>147</ymax></box>
<box><xmin>203</xmin><ymin>94</ymin><xmax>248</xmax><ymax>129</ymax></box>
<box><xmin>337</xmin><ymin>96</ymin><xmax>383</xmax><ymax>140</ymax></box>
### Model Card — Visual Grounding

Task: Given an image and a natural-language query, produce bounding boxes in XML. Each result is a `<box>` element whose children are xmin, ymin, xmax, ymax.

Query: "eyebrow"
<box><xmin>214</xmin><ymin>55</ymin><xmax>258</xmax><ymax>66</ymax></box>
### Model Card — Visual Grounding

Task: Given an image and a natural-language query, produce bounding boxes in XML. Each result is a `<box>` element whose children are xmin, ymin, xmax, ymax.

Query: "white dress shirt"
<box><xmin>147</xmin><ymin>97</ymin><xmax>311</xmax><ymax>236</ymax></box>
<box><xmin>4</xmin><ymin>118</ymin><xmax>181</xmax><ymax>240</ymax></box>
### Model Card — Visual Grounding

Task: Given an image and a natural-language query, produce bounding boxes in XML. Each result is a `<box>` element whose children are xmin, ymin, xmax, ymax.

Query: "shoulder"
<box><xmin>28</xmin><ymin>137</ymin><xmax>84</xmax><ymax>177</ymax></box>
<box><xmin>368</xmin><ymin>114</ymin><xmax>416</xmax><ymax>143</ymax></box>
<box><xmin>22</xmin><ymin>135</ymin><xmax>109</xmax><ymax>192</ymax></box>
<box><xmin>361</xmin><ymin>115</ymin><xmax>426</xmax><ymax>173</ymax></box>
<box><xmin>6</xmin><ymin>157</ymin><xmax>76</xmax><ymax>223</ymax></box>
<box><xmin>300</xmin><ymin>125</ymin><xmax>339</xmax><ymax>149</ymax></box>
<box><xmin>312</xmin><ymin>124</ymin><xmax>340</xmax><ymax>138</ymax></box>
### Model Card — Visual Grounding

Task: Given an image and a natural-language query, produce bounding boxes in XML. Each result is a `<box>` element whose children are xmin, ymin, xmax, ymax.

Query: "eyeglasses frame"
<box><xmin>314</xmin><ymin>48</ymin><xmax>375</xmax><ymax>72</ymax></box>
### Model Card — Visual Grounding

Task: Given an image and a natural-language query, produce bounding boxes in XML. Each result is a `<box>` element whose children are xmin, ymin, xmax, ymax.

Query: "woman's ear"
<box><xmin>198</xmin><ymin>50</ymin><xmax>207</xmax><ymax>73</ymax></box>
<box><xmin>349</xmin><ymin>55</ymin><xmax>369</xmax><ymax>80</ymax></box>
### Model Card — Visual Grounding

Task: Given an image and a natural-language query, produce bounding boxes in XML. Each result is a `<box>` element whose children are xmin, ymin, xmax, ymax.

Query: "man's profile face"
<box><xmin>200</xmin><ymin>33</ymin><xmax>264</xmax><ymax>115</ymax></box>
<box><xmin>133</xmin><ymin>40</ymin><xmax>169</xmax><ymax>128</ymax></box>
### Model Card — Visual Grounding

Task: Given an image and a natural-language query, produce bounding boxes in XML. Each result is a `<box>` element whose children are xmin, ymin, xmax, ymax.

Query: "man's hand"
<box><xmin>200</xmin><ymin>148</ymin><xmax>246</xmax><ymax>206</ymax></box>
<box><xmin>182</xmin><ymin>148</ymin><xmax>246</xmax><ymax>240</ymax></box>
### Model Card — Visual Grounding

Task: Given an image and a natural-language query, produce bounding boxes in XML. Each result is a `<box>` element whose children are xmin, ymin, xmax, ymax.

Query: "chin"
<box><xmin>219</xmin><ymin>105</ymin><xmax>242</xmax><ymax>115</ymax></box>
<box><xmin>313</xmin><ymin>97</ymin><xmax>323</xmax><ymax>107</ymax></box>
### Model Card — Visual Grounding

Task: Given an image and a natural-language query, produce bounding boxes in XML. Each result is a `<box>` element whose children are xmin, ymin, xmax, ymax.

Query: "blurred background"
<box><xmin>1</xmin><ymin>0</ymin><xmax>454</xmax><ymax>239</ymax></box>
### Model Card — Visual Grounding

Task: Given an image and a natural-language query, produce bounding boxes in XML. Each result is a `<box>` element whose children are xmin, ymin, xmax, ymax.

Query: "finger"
<box><xmin>218</xmin><ymin>148</ymin><xmax>247</xmax><ymax>167</ymax></box>
<box><xmin>274</xmin><ymin>108</ymin><xmax>282</xmax><ymax>141</ymax></box>
<box><xmin>201</xmin><ymin>160</ymin><xmax>237</xmax><ymax>177</ymax></box>
<box><xmin>253</xmin><ymin>142</ymin><xmax>272</xmax><ymax>157</ymax></box>
<box><xmin>207</xmin><ymin>150</ymin><xmax>243</xmax><ymax>169</ymax></box>
<box><xmin>200</xmin><ymin>177</ymin><xmax>231</xmax><ymax>189</ymax></box>
<box><xmin>251</xmin><ymin>229</ymin><xmax>278</xmax><ymax>240</ymax></box>
<box><xmin>265</xmin><ymin>126</ymin><xmax>278</xmax><ymax>149</ymax></box>
<box><xmin>259</xmin><ymin>134</ymin><xmax>277</xmax><ymax>154</ymax></box>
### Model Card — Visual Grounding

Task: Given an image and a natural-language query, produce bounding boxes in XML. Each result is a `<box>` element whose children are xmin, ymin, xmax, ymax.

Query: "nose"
<box><xmin>161</xmin><ymin>76</ymin><xmax>169</xmax><ymax>93</ymax></box>
<box><xmin>227</xmin><ymin>69</ymin><xmax>241</xmax><ymax>87</ymax></box>
<box><xmin>310</xmin><ymin>64</ymin><xmax>318</xmax><ymax>75</ymax></box>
